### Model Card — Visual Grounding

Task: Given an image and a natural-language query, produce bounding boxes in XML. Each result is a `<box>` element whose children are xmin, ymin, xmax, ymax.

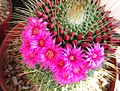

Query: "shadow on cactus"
<box><xmin>10</xmin><ymin>0</ymin><xmax>120</xmax><ymax>91</ymax></box>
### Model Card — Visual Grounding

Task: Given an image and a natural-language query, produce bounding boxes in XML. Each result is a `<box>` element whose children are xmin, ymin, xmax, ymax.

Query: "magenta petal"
<box><xmin>86</xmin><ymin>43</ymin><xmax>105</xmax><ymax>69</ymax></box>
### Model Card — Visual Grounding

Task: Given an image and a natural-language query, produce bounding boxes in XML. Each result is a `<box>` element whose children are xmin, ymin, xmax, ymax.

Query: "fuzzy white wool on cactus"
<box><xmin>100</xmin><ymin>0</ymin><xmax>120</xmax><ymax>20</ymax></box>
<box><xmin>66</xmin><ymin>1</ymin><xmax>85</xmax><ymax>24</ymax></box>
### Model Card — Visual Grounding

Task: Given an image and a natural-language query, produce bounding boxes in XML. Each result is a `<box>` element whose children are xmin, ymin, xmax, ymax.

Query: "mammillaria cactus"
<box><xmin>8</xmin><ymin>0</ymin><xmax>120</xmax><ymax>90</ymax></box>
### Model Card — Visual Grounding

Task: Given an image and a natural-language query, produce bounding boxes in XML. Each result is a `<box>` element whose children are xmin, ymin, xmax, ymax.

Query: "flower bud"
<box><xmin>95</xmin><ymin>36</ymin><xmax>102</xmax><ymax>42</ymax></box>
<box><xmin>82</xmin><ymin>42</ymin><xmax>89</xmax><ymax>48</ymax></box>
<box><xmin>42</xmin><ymin>14</ymin><xmax>48</xmax><ymax>20</ymax></box>
<box><xmin>77</xmin><ymin>34</ymin><xmax>82</xmax><ymax>40</ymax></box>
<box><xmin>50</xmin><ymin>16</ymin><xmax>54</xmax><ymax>22</ymax></box>
<box><xmin>108</xmin><ymin>48</ymin><xmax>115</xmax><ymax>53</ymax></box>
<box><xmin>44</xmin><ymin>0</ymin><xmax>50</xmax><ymax>4</ymax></box>
<box><xmin>72</xmin><ymin>40</ymin><xmax>78</xmax><ymax>45</ymax></box>
<box><xmin>37</xmin><ymin>2</ymin><xmax>42</xmax><ymax>7</ymax></box>
<box><xmin>52</xmin><ymin>10</ymin><xmax>56</xmax><ymax>16</ymax></box>
<box><xmin>106</xmin><ymin>23</ymin><xmax>112</xmax><ymax>28</ymax></box>
<box><xmin>64</xmin><ymin>35</ymin><xmax>70</xmax><ymax>41</ymax></box>
<box><xmin>86</xmin><ymin>37</ymin><xmax>92</xmax><ymax>42</ymax></box>
<box><xmin>49</xmin><ymin>23</ymin><xmax>54</xmax><ymax>29</ymax></box>
<box><xmin>44</xmin><ymin>6</ymin><xmax>50</xmax><ymax>13</ymax></box>
<box><xmin>102</xmin><ymin>44</ymin><xmax>110</xmax><ymax>49</ymax></box>
<box><xmin>59</xmin><ymin>30</ymin><xmax>64</xmax><ymax>35</ymax></box>
<box><xmin>87</xmin><ymin>31</ymin><xmax>93</xmax><ymax>36</ymax></box>
<box><xmin>56</xmin><ymin>37</ymin><xmax>62</xmax><ymax>43</ymax></box>
<box><xmin>52</xmin><ymin>31</ymin><xmax>57</xmax><ymax>36</ymax></box>
<box><xmin>57</xmin><ymin>24</ymin><xmax>62</xmax><ymax>29</ymax></box>
<box><xmin>102</xmin><ymin>34</ymin><xmax>109</xmax><ymax>40</ymax></box>
<box><xmin>49</xmin><ymin>2</ymin><xmax>54</xmax><ymax>7</ymax></box>
<box><xmin>95</xmin><ymin>30</ymin><xmax>100</xmax><ymax>34</ymax></box>
<box><xmin>55</xmin><ymin>0</ymin><xmax>59</xmax><ymax>5</ymax></box>
<box><xmin>35</xmin><ymin>10</ymin><xmax>42</xmax><ymax>18</ymax></box>
<box><xmin>70</xmin><ymin>32</ymin><xmax>74</xmax><ymax>37</ymax></box>
<box><xmin>101</xmin><ymin>28</ymin><xmax>107</xmax><ymax>32</ymax></box>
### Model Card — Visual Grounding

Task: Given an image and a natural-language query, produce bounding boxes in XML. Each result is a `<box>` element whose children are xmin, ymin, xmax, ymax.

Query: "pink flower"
<box><xmin>53</xmin><ymin>69</ymin><xmax>72</xmax><ymax>85</ymax></box>
<box><xmin>20</xmin><ymin>40</ymin><xmax>31</xmax><ymax>55</ymax></box>
<box><xmin>22</xmin><ymin>17</ymin><xmax>48</xmax><ymax>40</ymax></box>
<box><xmin>63</xmin><ymin>45</ymin><xmax>88</xmax><ymax>83</ymax></box>
<box><xmin>53</xmin><ymin>63</ymin><xmax>88</xmax><ymax>85</ymax></box>
<box><xmin>20</xmin><ymin>31</ymin><xmax>55</xmax><ymax>68</ymax></box>
<box><xmin>63</xmin><ymin>45</ymin><xmax>87</xmax><ymax>68</ymax></box>
<box><xmin>21</xmin><ymin>49</ymin><xmax>41</xmax><ymax>68</ymax></box>
<box><xmin>38</xmin><ymin>41</ymin><xmax>63</xmax><ymax>70</ymax></box>
<box><xmin>20</xmin><ymin>39</ymin><xmax>44</xmax><ymax>68</ymax></box>
<box><xmin>86</xmin><ymin>43</ymin><xmax>104</xmax><ymax>69</ymax></box>
<box><xmin>49</xmin><ymin>55</ymin><xmax>67</xmax><ymax>74</ymax></box>
<box><xmin>20</xmin><ymin>17</ymin><xmax>52</xmax><ymax>68</ymax></box>
<box><xmin>30</xmin><ymin>30</ymin><xmax>53</xmax><ymax>51</ymax></box>
<box><xmin>53</xmin><ymin>45</ymin><xmax>89</xmax><ymax>85</ymax></box>
<box><xmin>70</xmin><ymin>66</ymin><xmax>87</xmax><ymax>83</ymax></box>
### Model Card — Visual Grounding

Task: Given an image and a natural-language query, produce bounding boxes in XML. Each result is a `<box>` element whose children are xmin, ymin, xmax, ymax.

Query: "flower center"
<box><xmin>33</xmin><ymin>28</ymin><xmax>39</xmax><ymax>35</ymax></box>
<box><xmin>45</xmin><ymin>49</ymin><xmax>55</xmax><ymax>60</ymax></box>
<box><xmin>38</xmin><ymin>39</ymin><xmax>45</xmax><ymax>47</ymax></box>
<box><xmin>58</xmin><ymin>60</ymin><xmax>64</xmax><ymax>67</ymax></box>
<box><xmin>69</xmin><ymin>55</ymin><xmax>76</xmax><ymax>61</ymax></box>
<box><xmin>92</xmin><ymin>53</ymin><xmax>97</xmax><ymax>58</ymax></box>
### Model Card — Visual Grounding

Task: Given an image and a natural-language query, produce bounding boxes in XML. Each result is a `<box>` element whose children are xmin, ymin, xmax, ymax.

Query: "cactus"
<box><xmin>10</xmin><ymin>0</ymin><xmax>120</xmax><ymax>91</ymax></box>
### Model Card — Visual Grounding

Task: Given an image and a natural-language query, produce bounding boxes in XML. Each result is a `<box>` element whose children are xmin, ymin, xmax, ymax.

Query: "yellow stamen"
<box><xmin>33</xmin><ymin>28</ymin><xmax>39</xmax><ymax>35</ymax></box>
<box><xmin>93</xmin><ymin>53</ymin><xmax>97</xmax><ymax>58</ymax></box>
<box><xmin>45</xmin><ymin>49</ymin><xmax>55</xmax><ymax>60</ymax></box>
<box><xmin>58</xmin><ymin>60</ymin><xmax>64</xmax><ymax>67</ymax></box>
<box><xmin>39</xmin><ymin>39</ymin><xmax>45</xmax><ymax>46</ymax></box>
<box><xmin>69</xmin><ymin>55</ymin><xmax>75</xmax><ymax>61</ymax></box>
